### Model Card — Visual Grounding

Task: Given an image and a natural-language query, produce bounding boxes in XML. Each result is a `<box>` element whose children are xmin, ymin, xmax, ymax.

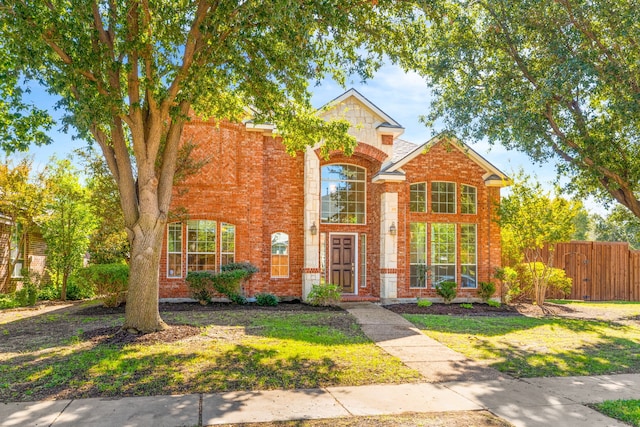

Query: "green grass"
<box><xmin>0</xmin><ymin>311</ymin><xmax>421</xmax><ymax>402</ymax></box>
<box><xmin>404</xmin><ymin>314</ymin><xmax>640</xmax><ymax>377</ymax></box>
<box><xmin>594</xmin><ymin>400</ymin><xmax>640</xmax><ymax>426</ymax></box>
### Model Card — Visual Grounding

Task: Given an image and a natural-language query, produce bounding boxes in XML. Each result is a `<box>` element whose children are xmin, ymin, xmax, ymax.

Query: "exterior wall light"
<box><xmin>310</xmin><ymin>221</ymin><xmax>318</xmax><ymax>235</ymax></box>
<box><xmin>389</xmin><ymin>222</ymin><xmax>397</xmax><ymax>236</ymax></box>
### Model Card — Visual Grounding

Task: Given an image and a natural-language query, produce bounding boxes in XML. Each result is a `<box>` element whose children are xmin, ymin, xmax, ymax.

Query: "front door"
<box><xmin>330</xmin><ymin>234</ymin><xmax>355</xmax><ymax>293</ymax></box>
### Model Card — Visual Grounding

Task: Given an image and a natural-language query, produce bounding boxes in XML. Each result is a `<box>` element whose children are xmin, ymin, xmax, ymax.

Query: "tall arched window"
<box><xmin>321</xmin><ymin>164</ymin><xmax>366</xmax><ymax>224</ymax></box>
<box><xmin>271</xmin><ymin>232</ymin><xmax>289</xmax><ymax>278</ymax></box>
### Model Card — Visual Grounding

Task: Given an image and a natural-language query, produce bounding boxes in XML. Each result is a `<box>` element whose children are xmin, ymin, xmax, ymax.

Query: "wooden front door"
<box><xmin>330</xmin><ymin>234</ymin><xmax>355</xmax><ymax>293</ymax></box>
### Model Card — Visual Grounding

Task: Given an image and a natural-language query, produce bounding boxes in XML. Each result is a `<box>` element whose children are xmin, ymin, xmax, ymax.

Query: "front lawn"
<box><xmin>404</xmin><ymin>314</ymin><xmax>640</xmax><ymax>378</ymax></box>
<box><xmin>593</xmin><ymin>399</ymin><xmax>640</xmax><ymax>427</ymax></box>
<box><xmin>0</xmin><ymin>303</ymin><xmax>421</xmax><ymax>402</ymax></box>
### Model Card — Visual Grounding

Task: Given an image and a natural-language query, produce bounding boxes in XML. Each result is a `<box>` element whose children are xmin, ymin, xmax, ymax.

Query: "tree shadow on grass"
<box><xmin>0</xmin><ymin>339</ymin><xmax>341</xmax><ymax>403</ymax></box>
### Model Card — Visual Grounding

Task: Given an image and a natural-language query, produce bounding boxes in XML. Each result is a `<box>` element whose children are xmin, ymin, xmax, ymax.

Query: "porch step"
<box><xmin>340</xmin><ymin>295</ymin><xmax>380</xmax><ymax>302</ymax></box>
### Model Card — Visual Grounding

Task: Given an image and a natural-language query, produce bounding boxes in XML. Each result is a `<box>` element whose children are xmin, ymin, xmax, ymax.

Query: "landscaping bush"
<box><xmin>307</xmin><ymin>283</ymin><xmax>341</xmax><ymax>306</ymax></box>
<box><xmin>435</xmin><ymin>281</ymin><xmax>457</xmax><ymax>304</ymax></box>
<box><xmin>487</xmin><ymin>299</ymin><xmax>501</xmax><ymax>308</ymax></box>
<box><xmin>186</xmin><ymin>262</ymin><xmax>258</xmax><ymax>305</ymax></box>
<box><xmin>460</xmin><ymin>303</ymin><xmax>473</xmax><ymax>309</ymax></box>
<box><xmin>255</xmin><ymin>293</ymin><xmax>279</xmax><ymax>306</ymax></box>
<box><xmin>0</xmin><ymin>294</ymin><xmax>20</xmax><ymax>309</ymax></box>
<box><xmin>478</xmin><ymin>281</ymin><xmax>496</xmax><ymax>302</ymax></box>
<box><xmin>81</xmin><ymin>263</ymin><xmax>129</xmax><ymax>307</ymax></box>
<box><xmin>417</xmin><ymin>298</ymin><xmax>432</xmax><ymax>307</ymax></box>
<box><xmin>500</xmin><ymin>263</ymin><xmax>573</xmax><ymax>304</ymax></box>
<box><xmin>186</xmin><ymin>271</ymin><xmax>214</xmax><ymax>304</ymax></box>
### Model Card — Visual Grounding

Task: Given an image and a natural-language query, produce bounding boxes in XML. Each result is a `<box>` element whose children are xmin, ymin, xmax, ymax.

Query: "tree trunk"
<box><xmin>122</xmin><ymin>213</ymin><xmax>168</xmax><ymax>333</ymax></box>
<box><xmin>61</xmin><ymin>271</ymin><xmax>68</xmax><ymax>301</ymax></box>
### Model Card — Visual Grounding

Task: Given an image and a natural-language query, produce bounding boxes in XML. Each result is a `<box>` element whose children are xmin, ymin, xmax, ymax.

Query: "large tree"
<box><xmin>399</xmin><ymin>0</ymin><xmax>640</xmax><ymax>217</ymax></box>
<box><xmin>0</xmin><ymin>1</ymin><xmax>416</xmax><ymax>332</ymax></box>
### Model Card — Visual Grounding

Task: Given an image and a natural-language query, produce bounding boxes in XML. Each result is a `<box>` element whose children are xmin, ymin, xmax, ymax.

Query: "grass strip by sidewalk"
<box><xmin>0</xmin><ymin>310</ymin><xmax>421</xmax><ymax>402</ymax></box>
<box><xmin>404</xmin><ymin>314</ymin><xmax>640</xmax><ymax>378</ymax></box>
<box><xmin>593</xmin><ymin>399</ymin><xmax>640</xmax><ymax>427</ymax></box>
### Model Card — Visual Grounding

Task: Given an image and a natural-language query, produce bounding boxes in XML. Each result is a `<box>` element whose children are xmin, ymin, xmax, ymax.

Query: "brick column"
<box><xmin>302</xmin><ymin>148</ymin><xmax>321</xmax><ymax>299</ymax></box>
<box><xmin>380</xmin><ymin>192</ymin><xmax>398</xmax><ymax>299</ymax></box>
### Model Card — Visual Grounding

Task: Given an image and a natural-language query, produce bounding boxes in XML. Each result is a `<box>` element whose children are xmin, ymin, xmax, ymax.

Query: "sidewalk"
<box><xmin>2</xmin><ymin>303</ymin><xmax>638</xmax><ymax>427</ymax></box>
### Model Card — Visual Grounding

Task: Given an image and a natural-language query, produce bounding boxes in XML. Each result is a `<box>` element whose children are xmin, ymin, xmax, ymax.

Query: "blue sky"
<box><xmin>17</xmin><ymin>61</ymin><xmax>603</xmax><ymax>213</ymax></box>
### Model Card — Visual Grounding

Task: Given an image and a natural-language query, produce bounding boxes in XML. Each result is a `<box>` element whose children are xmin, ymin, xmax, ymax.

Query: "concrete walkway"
<box><xmin>2</xmin><ymin>302</ymin><xmax>638</xmax><ymax>427</ymax></box>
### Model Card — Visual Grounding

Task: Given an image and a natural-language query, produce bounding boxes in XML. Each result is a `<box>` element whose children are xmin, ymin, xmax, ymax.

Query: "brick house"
<box><xmin>159</xmin><ymin>89</ymin><xmax>508</xmax><ymax>302</ymax></box>
<box><xmin>0</xmin><ymin>215</ymin><xmax>47</xmax><ymax>292</ymax></box>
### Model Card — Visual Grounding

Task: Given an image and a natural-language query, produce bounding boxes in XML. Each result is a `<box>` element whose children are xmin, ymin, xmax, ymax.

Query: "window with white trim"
<box><xmin>431</xmin><ymin>182</ymin><xmax>456</xmax><ymax>213</ymax></box>
<box><xmin>187</xmin><ymin>220</ymin><xmax>217</xmax><ymax>272</ymax></box>
<box><xmin>461</xmin><ymin>224</ymin><xmax>477</xmax><ymax>288</ymax></box>
<box><xmin>431</xmin><ymin>223</ymin><xmax>456</xmax><ymax>286</ymax></box>
<box><xmin>409</xmin><ymin>222</ymin><xmax>427</xmax><ymax>288</ymax></box>
<box><xmin>409</xmin><ymin>183</ymin><xmax>427</xmax><ymax>213</ymax></box>
<box><xmin>220</xmin><ymin>223</ymin><xmax>236</xmax><ymax>266</ymax></box>
<box><xmin>321</xmin><ymin>164</ymin><xmax>366</xmax><ymax>224</ymax></box>
<box><xmin>461</xmin><ymin>185</ymin><xmax>477</xmax><ymax>215</ymax></box>
<box><xmin>10</xmin><ymin>224</ymin><xmax>24</xmax><ymax>278</ymax></box>
<box><xmin>167</xmin><ymin>222</ymin><xmax>182</xmax><ymax>278</ymax></box>
<box><xmin>271</xmin><ymin>232</ymin><xmax>289</xmax><ymax>278</ymax></box>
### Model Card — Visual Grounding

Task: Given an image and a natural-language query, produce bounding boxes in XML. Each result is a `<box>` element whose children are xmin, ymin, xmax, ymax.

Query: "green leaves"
<box><xmin>398</xmin><ymin>0</ymin><xmax>640</xmax><ymax>217</ymax></box>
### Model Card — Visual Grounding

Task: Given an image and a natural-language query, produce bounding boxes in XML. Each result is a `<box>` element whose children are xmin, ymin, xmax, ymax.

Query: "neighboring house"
<box><xmin>159</xmin><ymin>89</ymin><xmax>508</xmax><ymax>302</ymax></box>
<box><xmin>0</xmin><ymin>215</ymin><xmax>47</xmax><ymax>292</ymax></box>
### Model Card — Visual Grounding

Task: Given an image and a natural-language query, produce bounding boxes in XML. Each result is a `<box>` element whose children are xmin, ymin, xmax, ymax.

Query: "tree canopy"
<box><xmin>0</xmin><ymin>1</ymin><xmax>418</xmax><ymax>332</ymax></box>
<box><xmin>400</xmin><ymin>0</ymin><xmax>640</xmax><ymax>217</ymax></box>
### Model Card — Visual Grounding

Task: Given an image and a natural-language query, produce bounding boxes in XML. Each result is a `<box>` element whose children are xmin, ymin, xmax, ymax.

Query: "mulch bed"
<box><xmin>75</xmin><ymin>300</ymin><xmax>344</xmax><ymax>316</ymax></box>
<box><xmin>385</xmin><ymin>302</ymin><xmax>520</xmax><ymax>316</ymax></box>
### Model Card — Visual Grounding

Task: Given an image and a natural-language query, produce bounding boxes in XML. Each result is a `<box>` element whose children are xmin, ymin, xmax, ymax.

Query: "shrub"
<box><xmin>0</xmin><ymin>294</ymin><xmax>20</xmax><ymax>309</ymax></box>
<box><xmin>65</xmin><ymin>272</ymin><xmax>96</xmax><ymax>300</ymax></box>
<box><xmin>435</xmin><ymin>281</ymin><xmax>457</xmax><ymax>304</ymax></box>
<box><xmin>460</xmin><ymin>303</ymin><xmax>473</xmax><ymax>309</ymax></box>
<box><xmin>81</xmin><ymin>263</ymin><xmax>129</xmax><ymax>307</ymax></box>
<box><xmin>417</xmin><ymin>298</ymin><xmax>432</xmax><ymax>307</ymax></box>
<box><xmin>478</xmin><ymin>281</ymin><xmax>496</xmax><ymax>302</ymax></box>
<box><xmin>38</xmin><ymin>283</ymin><xmax>60</xmax><ymax>301</ymax></box>
<box><xmin>255</xmin><ymin>293</ymin><xmax>279</xmax><ymax>306</ymax></box>
<box><xmin>487</xmin><ymin>299</ymin><xmax>501</xmax><ymax>308</ymax></box>
<box><xmin>221</xmin><ymin>262</ymin><xmax>259</xmax><ymax>276</ymax></box>
<box><xmin>502</xmin><ymin>263</ymin><xmax>573</xmax><ymax>304</ymax></box>
<box><xmin>186</xmin><ymin>267</ymin><xmax>252</xmax><ymax>305</ymax></box>
<box><xmin>212</xmin><ymin>269</ymin><xmax>248</xmax><ymax>304</ymax></box>
<box><xmin>307</xmin><ymin>283</ymin><xmax>341</xmax><ymax>306</ymax></box>
<box><xmin>495</xmin><ymin>266</ymin><xmax>520</xmax><ymax>303</ymax></box>
<box><xmin>185</xmin><ymin>271</ymin><xmax>214</xmax><ymax>304</ymax></box>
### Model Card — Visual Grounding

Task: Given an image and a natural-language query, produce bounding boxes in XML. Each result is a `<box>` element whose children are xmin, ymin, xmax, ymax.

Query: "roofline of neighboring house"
<box><xmin>385</xmin><ymin>133</ymin><xmax>510</xmax><ymax>187</ymax></box>
<box><xmin>319</xmin><ymin>88</ymin><xmax>404</xmax><ymax>130</ymax></box>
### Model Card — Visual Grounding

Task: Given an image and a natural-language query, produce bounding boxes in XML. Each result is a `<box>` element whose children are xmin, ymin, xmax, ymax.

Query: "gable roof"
<box><xmin>320</xmin><ymin>88</ymin><xmax>404</xmax><ymax>130</ymax></box>
<box><xmin>376</xmin><ymin>133</ymin><xmax>509</xmax><ymax>187</ymax></box>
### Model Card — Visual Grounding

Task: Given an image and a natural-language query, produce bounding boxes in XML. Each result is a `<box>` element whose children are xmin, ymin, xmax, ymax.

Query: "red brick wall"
<box><xmin>159</xmin><ymin>120</ymin><xmax>306</xmax><ymax>299</ymax></box>
<box><xmin>398</xmin><ymin>140</ymin><xmax>502</xmax><ymax>299</ymax></box>
<box><xmin>159</xmin><ymin>122</ymin><xmax>503</xmax><ymax>301</ymax></box>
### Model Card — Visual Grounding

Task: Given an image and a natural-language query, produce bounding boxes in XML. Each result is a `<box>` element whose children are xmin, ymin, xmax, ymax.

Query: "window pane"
<box><xmin>410</xmin><ymin>183</ymin><xmax>426</xmax><ymax>213</ymax></box>
<box><xmin>461</xmin><ymin>224</ymin><xmax>477</xmax><ymax>288</ymax></box>
<box><xmin>321</xmin><ymin>164</ymin><xmax>366</xmax><ymax>224</ymax></box>
<box><xmin>431</xmin><ymin>223</ymin><xmax>456</xmax><ymax>287</ymax></box>
<box><xmin>431</xmin><ymin>182</ymin><xmax>456</xmax><ymax>213</ymax></box>
<box><xmin>410</xmin><ymin>222</ymin><xmax>426</xmax><ymax>288</ymax></box>
<box><xmin>461</xmin><ymin>185</ymin><xmax>477</xmax><ymax>214</ymax></box>
<box><xmin>221</xmin><ymin>223</ymin><xmax>235</xmax><ymax>266</ymax></box>
<box><xmin>271</xmin><ymin>232</ymin><xmax>289</xmax><ymax>277</ymax></box>
<box><xmin>167</xmin><ymin>222</ymin><xmax>182</xmax><ymax>278</ymax></box>
<box><xmin>360</xmin><ymin>234</ymin><xmax>366</xmax><ymax>288</ymax></box>
<box><xmin>187</xmin><ymin>220</ymin><xmax>216</xmax><ymax>272</ymax></box>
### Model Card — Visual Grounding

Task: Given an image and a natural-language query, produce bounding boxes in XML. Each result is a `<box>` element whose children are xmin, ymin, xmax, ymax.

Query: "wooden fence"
<box><xmin>530</xmin><ymin>241</ymin><xmax>640</xmax><ymax>301</ymax></box>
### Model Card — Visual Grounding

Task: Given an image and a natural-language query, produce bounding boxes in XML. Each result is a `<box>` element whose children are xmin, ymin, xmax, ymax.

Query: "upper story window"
<box><xmin>461</xmin><ymin>185</ymin><xmax>477</xmax><ymax>214</ymax></box>
<box><xmin>187</xmin><ymin>220</ymin><xmax>217</xmax><ymax>272</ymax></box>
<box><xmin>271</xmin><ymin>232</ymin><xmax>289</xmax><ymax>278</ymax></box>
<box><xmin>431</xmin><ymin>182</ymin><xmax>456</xmax><ymax>214</ymax></box>
<box><xmin>321</xmin><ymin>164</ymin><xmax>366</xmax><ymax>224</ymax></box>
<box><xmin>409</xmin><ymin>183</ymin><xmax>427</xmax><ymax>213</ymax></box>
